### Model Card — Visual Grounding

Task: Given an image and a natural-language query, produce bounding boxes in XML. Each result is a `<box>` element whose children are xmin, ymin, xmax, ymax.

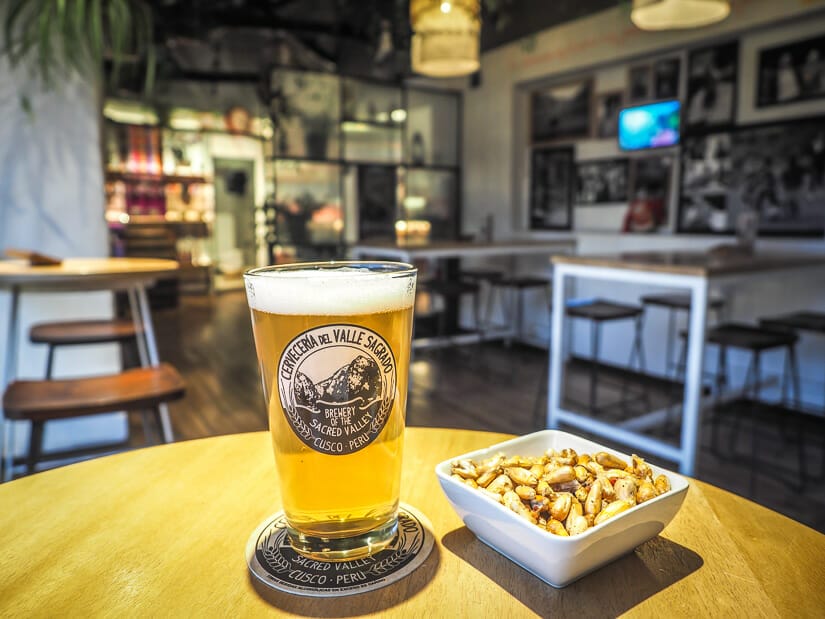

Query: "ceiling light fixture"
<box><xmin>410</xmin><ymin>0</ymin><xmax>480</xmax><ymax>78</ymax></box>
<box><xmin>631</xmin><ymin>0</ymin><xmax>730</xmax><ymax>31</ymax></box>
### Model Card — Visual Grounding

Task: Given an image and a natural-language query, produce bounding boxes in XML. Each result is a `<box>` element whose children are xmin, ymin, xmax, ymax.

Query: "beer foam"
<box><xmin>245</xmin><ymin>266</ymin><xmax>416</xmax><ymax>315</ymax></box>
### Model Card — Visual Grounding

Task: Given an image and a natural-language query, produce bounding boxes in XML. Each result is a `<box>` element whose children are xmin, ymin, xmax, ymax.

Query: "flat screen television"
<box><xmin>618</xmin><ymin>100</ymin><xmax>680</xmax><ymax>151</ymax></box>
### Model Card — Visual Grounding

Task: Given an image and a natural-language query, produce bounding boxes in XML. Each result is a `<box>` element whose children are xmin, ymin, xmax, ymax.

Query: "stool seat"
<box><xmin>640</xmin><ymin>293</ymin><xmax>724</xmax><ymax>311</ymax></box>
<box><xmin>495</xmin><ymin>276</ymin><xmax>551</xmax><ymax>289</ymax></box>
<box><xmin>760</xmin><ymin>311</ymin><xmax>825</xmax><ymax>334</ymax></box>
<box><xmin>30</xmin><ymin>319</ymin><xmax>139</xmax><ymax>345</ymax></box>
<box><xmin>683</xmin><ymin>323</ymin><xmax>799</xmax><ymax>351</ymax></box>
<box><xmin>3</xmin><ymin>363</ymin><xmax>185</xmax><ymax>422</ymax></box>
<box><xmin>567</xmin><ymin>299</ymin><xmax>643</xmax><ymax>321</ymax></box>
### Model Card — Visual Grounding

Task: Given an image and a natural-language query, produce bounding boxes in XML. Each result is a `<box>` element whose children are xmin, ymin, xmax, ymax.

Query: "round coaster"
<box><xmin>246</xmin><ymin>504</ymin><xmax>434</xmax><ymax>598</ymax></box>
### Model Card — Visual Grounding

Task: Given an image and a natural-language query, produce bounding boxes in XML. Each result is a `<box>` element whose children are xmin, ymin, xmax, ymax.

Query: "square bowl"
<box><xmin>435</xmin><ymin>429</ymin><xmax>689</xmax><ymax>588</ymax></box>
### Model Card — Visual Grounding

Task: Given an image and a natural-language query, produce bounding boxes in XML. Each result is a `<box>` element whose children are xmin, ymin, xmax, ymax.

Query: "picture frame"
<box><xmin>677</xmin><ymin>119</ymin><xmax>825</xmax><ymax>236</ymax></box>
<box><xmin>628</xmin><ymin>65</ymin><xmax>651</xmax><ymax>102</ymax></box>
<box><xmin>575</xmin><ymin>158</ymin><xmax>629</xmax><ymax>205</ymax></box>
<box><xmin>685</xmin><ymin>40</ymin><xmax>739</xmax><ymax>132</ymax></box>
<box><xmin>653</xmin><ymin>57</ymin><xmax>681</xmax><ymax>100</ymax></box>
<box><xmin>530</xmin><ymin>146</ymin><xmax>574</xmax><ymax>230</ymax></box>
<box><xmin>594</xmin><ymin>91</ymin><xmax>623</xmax><ymax>139</ymax></box>
<box><xmin>531</xmin><ymin>79</ymin><xmax>593</xmax><ymax>143</ymax></box>
<box><xmin>624</xmin><ymin>156</ymin><xmax>672</xmax><ymax>233</ymax></box>
<box><xmin>757</xmin><ymin>33</ymin><xmax>825</xmax><ymax>108</ymax></box>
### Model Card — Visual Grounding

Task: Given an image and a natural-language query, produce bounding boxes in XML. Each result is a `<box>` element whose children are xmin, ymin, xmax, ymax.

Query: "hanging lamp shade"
<box><xmin>410</xmin><ymin>0</ymin><xmax>480</xmax><ymax>78</ymax></box>
<box><xmin>631</xmin><ymin>0</ymin><xmax>730</xmax><ymax>31</ymax></box>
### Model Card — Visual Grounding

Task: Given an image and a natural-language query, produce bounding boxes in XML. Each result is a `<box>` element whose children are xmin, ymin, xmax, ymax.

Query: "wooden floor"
<box><xmin>147</xmin><ymin>291</ymin><xmax>824</xmax><ymax>533</ymax></box>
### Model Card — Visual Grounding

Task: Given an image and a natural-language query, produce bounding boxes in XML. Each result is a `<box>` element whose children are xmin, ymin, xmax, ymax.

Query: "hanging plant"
<box><xmin>2</xmin><ymin>0</ymin><xmax>156</xmax><ymax>93</ymax></box>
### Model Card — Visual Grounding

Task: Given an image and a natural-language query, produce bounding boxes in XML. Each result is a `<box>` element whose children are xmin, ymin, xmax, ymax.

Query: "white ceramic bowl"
<box><xmin>435</xmin><ymin>430</ymin><xmax>689</xmax><ymax>588</ymax></box>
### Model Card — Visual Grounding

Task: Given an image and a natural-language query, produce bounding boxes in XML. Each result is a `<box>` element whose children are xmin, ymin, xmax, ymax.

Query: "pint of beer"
<box><xmin>244</xmin><ymin>262</ymin><xmax>416</xmax><ymax>561</ymax></box>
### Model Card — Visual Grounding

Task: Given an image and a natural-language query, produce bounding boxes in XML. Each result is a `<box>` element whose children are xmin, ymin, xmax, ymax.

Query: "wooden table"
<box><xmin>0</xmin><ymin>258</ymin><xmax>179</xmax><ymax>479</ymax></box>
<box><xmin>1</xmin><ymin>427</ymin><xmax>822</xmax><ymax>616</ymax></box>
<box><xmin>549</xmin><ymin>250</ymin><xmax>825</xmax><ymax>476</ymax></box>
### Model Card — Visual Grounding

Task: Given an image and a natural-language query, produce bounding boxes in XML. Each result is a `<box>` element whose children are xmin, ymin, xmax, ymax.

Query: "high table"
<box><xmin>0</xmin><ymin>258</ymin><xmax>179</xmax><ymax>479</ymax></box>
<box><xmin>0</xmin><ymin>427</ymin><xmax>822</xmax><ymax>616</ymax></box>
<box><xmin>549</xmin><ymin>250</ymin><xmax>825</xmax><ymax>476</ymax></box>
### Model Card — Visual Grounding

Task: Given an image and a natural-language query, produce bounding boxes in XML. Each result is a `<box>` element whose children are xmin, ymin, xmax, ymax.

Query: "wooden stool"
<box><xmin>30</xmin><ymin>319</ymin><xmax>139</xmax><ymax>378</ymax></box>
<box><xmin>566</xmin><ymin>299</ymin><xmax>646</xmax><ymax>413</ymax></box>
<box><xmin>2</xmin><ymin>363</ymin><xmax>185</xmax><ymax>474</ymax></box>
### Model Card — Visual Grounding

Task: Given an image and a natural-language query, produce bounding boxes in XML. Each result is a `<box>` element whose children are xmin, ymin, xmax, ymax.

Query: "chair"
<box><xmin>30</xmin><ymin>319</ymin><xmax>139</xmax><ymax>378</ymax></box>
<box><xmin>425</xmin><ymin>279</ymin><xmax>483</xmax><ymax>340</ymax></box>
<box><xmin>565</xmin><ymin>299</ymin><xmax>646</xmax><ymax>413</ymax></box>
<box><xmin>460</xmin><ymin>269</ymin><xmax>503</xmax><ymax>332</ymax></box>
<box><xmin>2</xmin><ymin>364</ymin><xmax>185</xmax><ymax>474</ymax></box>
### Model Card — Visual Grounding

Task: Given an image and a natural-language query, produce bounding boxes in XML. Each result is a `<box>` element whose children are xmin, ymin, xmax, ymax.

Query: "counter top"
<box><xmin>552</xmin><ymin>249</ymin><xmax>825</xmax><ymax>277</ymax></box>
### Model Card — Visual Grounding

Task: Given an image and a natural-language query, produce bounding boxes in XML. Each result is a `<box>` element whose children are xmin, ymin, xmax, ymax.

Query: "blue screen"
<box><xmin>618</xmin><ymin>100</ymin><xmax>680</xmax><ymax>151</ymax></box>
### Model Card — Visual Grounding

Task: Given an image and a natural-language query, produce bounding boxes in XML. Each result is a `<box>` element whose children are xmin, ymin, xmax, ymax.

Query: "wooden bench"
<box><xmin>2</xmin><ymin>363</ymin><xmax>185</xmax><ymax>474</ymax></box>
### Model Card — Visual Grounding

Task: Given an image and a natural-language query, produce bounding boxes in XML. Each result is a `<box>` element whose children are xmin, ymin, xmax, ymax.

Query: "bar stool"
<box><xmin>641</xmin><ymin>293</ymin><xmax>725</xmax><ymax>378</ymax></box>
<box><xmin>460</xmin><ymin>269</ymin><xmax>503</xmax><ymax>331</ymax></box>
<box><xmin>566</xmin><ymin>299</ymin><xmax>646</xmax><ymax>413</ymax></box>
<box><xmin>2</xmin><ymin>363</ymin><xmax>185</xmax><ymax>474</ymax></box>
<box><xmin>425</xmin><ymin>279</ymin><xmax>483</xmax><ymax>340</ymax></box>
<box><xmin>760</xmin><ymin>311</ymin><xmax>825</xmax><ymax>408</ymax></box>
<box><xmin>697</xmin><ymin>323</ymin><xmax>801</xmax><ymax>493</ymax></box>
<box><xmin>490</xmin><ymin>276</ymin><xmax>552</xmax><ymax>343</ymax></box>
<box><xmin>30</xmin><ymin>319</ymin><xmax>139</xmax><ymax>378</ymax></box>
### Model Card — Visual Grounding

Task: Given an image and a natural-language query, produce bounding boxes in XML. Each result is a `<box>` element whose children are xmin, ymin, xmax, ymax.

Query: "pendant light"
<box><xmin>410</xmin><ymin>0</ymin><xmax>480</xmax><ymax>78</ymax></box>
<box><xmin>631</xmin><ymin>0</ymin><xmax>730</xmax><ymax>31</ymax></box>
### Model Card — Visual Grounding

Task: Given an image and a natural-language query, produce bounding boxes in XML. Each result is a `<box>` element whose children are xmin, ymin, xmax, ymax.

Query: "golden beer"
<box><xmin>244</xmin><ymin>262</ymin><xmax>416</xmax><ymax>560</ymax></box>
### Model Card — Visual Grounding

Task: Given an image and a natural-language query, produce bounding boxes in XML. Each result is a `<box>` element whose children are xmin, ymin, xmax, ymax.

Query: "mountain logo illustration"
<box><xmin>277</xmin><ymin>324</ymin><xmax>397</xmax><ymax>456</ymax></box>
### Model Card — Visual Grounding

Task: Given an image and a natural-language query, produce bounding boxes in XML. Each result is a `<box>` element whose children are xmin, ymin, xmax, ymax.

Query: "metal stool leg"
<box><xmin>665</xmin><ymin>308</ymin><xmax>676</xmax><ymax>378</ymax></box>
<box><xmin>45</xmin><ymin>345</ymin><xmax>56</xmax><ymax>379</ymax></box>
<box><xmin>152</xmin><ymin>407</ymin><xmax>167</xmax><ymax>444</ymax></box>
<box><xmin>26</xmin><ymin>421</ymin><xmax>45</xmax><ymax>475</ymax></box>
<box><xmin>748</xmin><ymin>352</ymin><xmax>762</xmax><ymax>497</ymax></box>
<box><xmin>589</xmin><ymin>321</ymin><xmax>600</xmax><ymax>413</ymax></box>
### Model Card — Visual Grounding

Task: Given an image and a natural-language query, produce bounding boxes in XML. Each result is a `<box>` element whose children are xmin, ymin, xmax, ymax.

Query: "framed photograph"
<box><xmin>576</xmin><ymin>158</ymin><xmax>629</xmax><ymax>204</ymax></box>
<box><xmin>624</xmin><ymin>156</ymin><xmax>672</xmax><ymax>233</ymax></box>
<box><xmin>685</xmin><ymin>40</ymin><xmax>739</xmax><ymax>132</ymax></box>
<box><xmin>531</xmin><ymin>80</ymin><xmax>592</xmax><ymax>142</ymax></box>
<box><xmin>628</xmin><ymin>65</ymin><xmax>651</xmax><ymax>102</ymax></box>
<box><xmin>757</xmin><ymin>33</ymin><xmax>825</xmax><ymax>107</ymax></box>
<box><xmin>594</xmin><ymin>91</ymin><xmax>623</xmax><ymax>138</ymax></box>
<box><xmin>530</xmin><ymin>146</ymin><xmax>574</xmax><ymax>230</ymax></box>
<box><xmin>654</xmin><ymin>57</ymin><xmax>681</xmax><ymax>100</ymax></box>
<box><xmin>678</xmin><ymin>119</ymin><xmax>825</xmax><ymax>236</ymax></box>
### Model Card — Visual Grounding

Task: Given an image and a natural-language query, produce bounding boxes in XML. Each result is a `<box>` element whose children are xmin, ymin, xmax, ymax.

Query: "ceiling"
<box><xmin>133</xmin><ymin>0</ymin><xmax>617</xmax><ymax>90</ymax></box>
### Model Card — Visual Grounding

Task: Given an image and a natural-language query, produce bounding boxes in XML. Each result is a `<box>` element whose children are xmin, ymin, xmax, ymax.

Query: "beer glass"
<box><xmin>244</xmin><ymin>261</ymin><xmax>417</xmax><ymax>561</ymax></box>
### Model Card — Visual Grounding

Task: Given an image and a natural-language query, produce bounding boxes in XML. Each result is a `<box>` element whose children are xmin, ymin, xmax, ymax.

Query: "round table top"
<box><xmin>0</xmin><ymin>257</ymin><xmax>179</xmax><ymax>289</ymax></box>
<box><xmin>0</xmin><ymin>428</ymin><xmax>822</xmax><ymax>616</ymax></box>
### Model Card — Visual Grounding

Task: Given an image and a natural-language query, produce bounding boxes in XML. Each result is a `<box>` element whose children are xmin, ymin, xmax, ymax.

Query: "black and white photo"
<box><xmin>530</xmin><ymin>146</ymin><xmax>574</xmax><ymax>230</ymax></box>
<box><xmin>576</xmin><ymin>158</ymin><xmax>628</xmax><ymax>204</ymax></box>
<box><xmin>531</xmin><ymin>80</ymin><xmax>592</xmax><ymax>142</ymax></box>
<box><xmin>594</xmin><ymin>91</ymin><xmax>623</xmax><ymax>138</ymax></box>
<box><xmin>686</xmin><ymin>41</ymin><xmax>738</xmax><ymax>131</ymax></box>
<box><xmin>628</xmin><ymin>65</ymin><xmax>651</xmax><ymax>102</ymax></box>
<box><xmin>624</xmin><ymin>156</ymin><xmax>671</xmax><ymax>233</ymax></box>
<box><xmin>757</xmin><ymin>34</ymin><xmax>825</xmax><ymax>107</ymax></box>
<box><xmin>654</xmin><ymin>57</ymin><xmax>681</xmax><ymax>100</ymax></box>
<box><xmin>678</xmin><ymin>120</ymin><xmax>825</xmax><ymax>235</ymax></box>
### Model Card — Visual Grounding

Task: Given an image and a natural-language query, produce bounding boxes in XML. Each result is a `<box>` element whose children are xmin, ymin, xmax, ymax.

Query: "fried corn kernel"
<box><xmin>450</xmin><ymin>447</ymin><xmax>670</xmax><ymax>536</ymax></box>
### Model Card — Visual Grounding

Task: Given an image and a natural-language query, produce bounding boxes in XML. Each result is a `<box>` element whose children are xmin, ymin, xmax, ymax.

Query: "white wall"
<box><xmin>0</xmin><ymin>55</ymin><xmax>126</xmax><ymax>462</ymax></box>
<box><xmin>462</xmin><ymin>0</ymin><xmax>825</xmax><ymax>409</ymax></box>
